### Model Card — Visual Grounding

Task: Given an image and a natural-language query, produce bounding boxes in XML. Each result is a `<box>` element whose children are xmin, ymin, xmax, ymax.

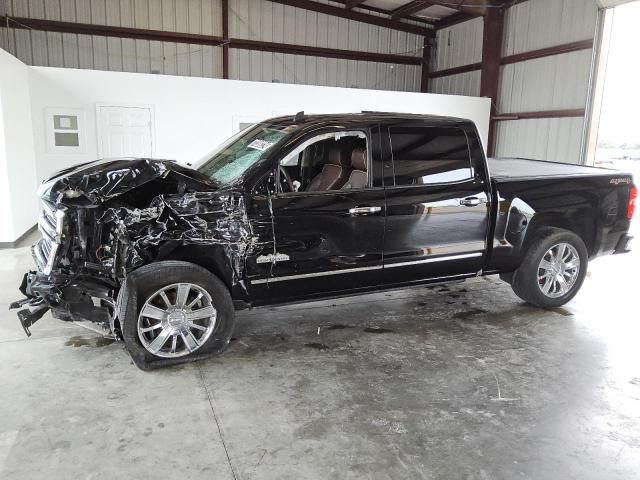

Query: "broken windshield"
<box><xmin>197</xmin><ymin>124</ymin><xmax>292</xmax><ymax>185</ymax></box>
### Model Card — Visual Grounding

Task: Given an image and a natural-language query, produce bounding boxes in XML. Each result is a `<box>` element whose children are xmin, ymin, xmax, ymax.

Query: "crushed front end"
<box><xmin>10</xmin><ymin>157</ymin><xmax>262</xmax><ymax>338</ymax></box>
<box><xmin>11</xmin><ymin>199</ymin><xmax>118</xmax><ymax>336</ymax></box>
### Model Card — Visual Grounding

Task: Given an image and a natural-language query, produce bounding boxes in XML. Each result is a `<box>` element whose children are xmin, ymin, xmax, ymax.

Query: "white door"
<box><xmin>97</xmin><ymin>106</ymin><xmax>153</xmax><ymax>158</ymax></box>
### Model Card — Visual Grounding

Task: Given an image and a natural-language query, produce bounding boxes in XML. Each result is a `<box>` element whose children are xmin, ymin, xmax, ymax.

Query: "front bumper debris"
<box><xmin>9</xmin><ymin>298</ymin><xmax>49</xmax><ymax>337</ymax></box>
<box><xmin>614</xmin><ymin>234</ymin><xmax>633</xmax><ymax>254</ymax></box>
<box><xmin>9</xmin><ymin>272</ymin><xmax>55</xmax><ymax>336</ymax></box>
<box><xmin>10</xmin><ymin>271</ymin><xmax>117</xmax><ymax>337</ymax></box>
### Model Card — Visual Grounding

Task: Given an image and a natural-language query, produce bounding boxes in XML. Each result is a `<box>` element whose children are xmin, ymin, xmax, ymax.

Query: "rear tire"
<box><xmin>118</xmin><ymin>261</ymin><xmax>235</xmax><ymax>370</ymax></box>
<box><xmin>510</xmin><ymin>228</ymin><xmax>588</xmax><ymax>308</ymax></box>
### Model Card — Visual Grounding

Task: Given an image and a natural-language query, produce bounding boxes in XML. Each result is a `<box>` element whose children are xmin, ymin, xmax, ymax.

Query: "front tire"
<box><xmin>510</xmin><ymin>228</ymin><xmax>588</xmax><ymax>308</ymax></box>
<box><xmin>119</xmin><ymin>261</ymin><xmax>235</xmax><ymax>369</ymax></box>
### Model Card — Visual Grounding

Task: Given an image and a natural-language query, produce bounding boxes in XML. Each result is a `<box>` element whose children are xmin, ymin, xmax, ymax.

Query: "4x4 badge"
<box><xmin>610</xmin><ymin>177</ymin><xmax>631</xmax><ymax>185</ymax></box>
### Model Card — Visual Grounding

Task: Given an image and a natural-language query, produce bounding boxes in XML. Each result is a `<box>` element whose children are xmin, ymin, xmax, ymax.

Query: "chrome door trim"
<box><xmin>251</xmin><ymin>264</ymin><xmax>383</xmax><ymax>284</ymax></box>
<box><xmin>384</xmin><ymin>252</ymin><xmax>482</xmax><ymax>269</ymax></box>
<box><xmin>250</xmin><ymin>252</ymin><xmax>483</xmax><ymax>284</ymax></box>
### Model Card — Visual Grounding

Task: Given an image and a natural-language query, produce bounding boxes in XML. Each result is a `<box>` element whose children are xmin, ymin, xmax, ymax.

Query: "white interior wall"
<box><xmin>0</xmin><ymin>46</ymin><xmax>489</xmax><ymax>243</ymax></box>
<box><xmin>0</xmin><ymin>96</ymin><xmax>13</xmax><ymax>242</ymax></box>
<box><xmin>0</xmin><ymin>49</ymin><xmax>39</xmax><ymax>243</ymax></box>
<box><xmin>27</xmin><ymin>64</ymin><xmax>490</xmax><ymax>184</ymax></box>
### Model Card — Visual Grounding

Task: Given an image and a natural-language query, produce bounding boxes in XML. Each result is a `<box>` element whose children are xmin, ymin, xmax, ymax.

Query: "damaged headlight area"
<box><xmin>10</xmin><ymin>158</ymin><xmax>263</xmax><ymax>338</ymax></box>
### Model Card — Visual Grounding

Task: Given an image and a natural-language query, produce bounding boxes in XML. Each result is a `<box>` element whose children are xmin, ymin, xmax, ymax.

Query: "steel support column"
<box><xmin>420</xmin><ymin>36</ymin><xmax>431</xmax><ymax>93</ymax></box>
<box><xmin>480</xmin><ymin>8</ymin><xmax>505</xmax><ymax>156</ymax></box>
<box><xmin>222</xmin><ymin>0</ymin><xmax>229</xmax><ymax>79</ymax></box>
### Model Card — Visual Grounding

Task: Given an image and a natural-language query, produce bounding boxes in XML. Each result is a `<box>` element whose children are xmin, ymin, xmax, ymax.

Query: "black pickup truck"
<box><xmin>11</xmin><ymin>113</ymin><xmax>635</xmax><ymax>369</ymax></box>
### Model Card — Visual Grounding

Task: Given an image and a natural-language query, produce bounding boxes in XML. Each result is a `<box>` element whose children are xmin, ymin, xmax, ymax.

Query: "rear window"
<box><xmin>389</xmin><ymin>126</ymin><xmax>473</xmax><ymax>186</ymax></box>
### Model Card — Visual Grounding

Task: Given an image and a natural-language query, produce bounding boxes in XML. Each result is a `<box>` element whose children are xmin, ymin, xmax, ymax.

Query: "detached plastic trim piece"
<box><xmin>613</xmin><ymin>234</ymin><xmax>633</xmax><ymax>254</ymax></box>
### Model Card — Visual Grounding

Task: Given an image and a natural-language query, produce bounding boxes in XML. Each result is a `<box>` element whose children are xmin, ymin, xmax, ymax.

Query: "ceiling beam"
<box><xmin>433</xmin><ymin>0</ymin><xmax>529</xmax><ymax>29</ymax></box>
<box><xmin>4</xmin><ymin>16</ymin><xmax>226</xmax><ymax>45</ymax></box>
<box><xmin>427</xmin><ymin>38</ymin><xmax>595</xmax><ymax>78</ymax></box>
<box><xmin>3</xmin><ymin>3</ymin><xmax>435</xmax><ymax>39</ymax></box>
<box><xmin>4</xmin><ymin>16</ymin><xmax>423</xmax><ymax>65</ymax></box>
<box><xmin>231</xmin><ymin>39</ymin><xmax>423</xmax><ymax>64</ymax></box>
<box><xmin>501</xmin><ymin>39</ymin><xmax>594</xmax><ymax>65</ymax></box>
<box><xmin>436</xmin><ymin>0</ymin><xmax>496</xmax><ymax>16</ymax></box>
<box><xmin>394</xmin><ymin>0</ymin><xmax>496</xmax><ymax>19</ymax></box>
<box><xmin>428</xmin><ymin>61</ymin><xmax>482</xmax><ymax>78</ymax></box>
<box><xmin>435</xmin><ymin>11</ymin><xmax>480</xmax><ymax>29</ymax></box>
<box><xmin>266</xmin><ymin>0</ymin><xmax>434</xmax><ymax>37</ymax></box>
<box><xmin>391</xmin><ymin>0</ymin><xmax>434</xmax><ymax>20</ymax></box>
<box><xmin>329</xmin><ymin>0</ymin><xmax>436</xmax><ymax>25</ymax></box>
<box><xmin>344</xmin><ymin>0</ymin><xmax>367</xmax><ymax>10</ymax></box>
<box><xmin>493</xmin><ymin>109</ymin><xmax>586</xmax><ymax>121</ymax></box>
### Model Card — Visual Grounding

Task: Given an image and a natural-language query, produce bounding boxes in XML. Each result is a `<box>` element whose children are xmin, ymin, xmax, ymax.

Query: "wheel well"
<box><xmin>527</xmin><ymin>213</ymin><xmax>596</xmax><ymax>255</ymax></box>
<box><xmin>162</xmin><ymin>247</ymin><xmax>233</xmax><ymax>292</ymax></box>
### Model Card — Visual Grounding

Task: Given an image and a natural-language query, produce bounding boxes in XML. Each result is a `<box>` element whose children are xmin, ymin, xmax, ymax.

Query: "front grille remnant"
<box><xmin>34</xmin><ymin>201</ymin><xmax>66</xmax><ymax>275</ymax></box>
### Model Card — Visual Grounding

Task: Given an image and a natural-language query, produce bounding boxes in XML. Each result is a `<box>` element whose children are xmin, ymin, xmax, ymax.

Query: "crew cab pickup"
<box><xmin>11</xmin><ymin>113</ymin><xmax>636</xmax><ymax>369</ymax></box>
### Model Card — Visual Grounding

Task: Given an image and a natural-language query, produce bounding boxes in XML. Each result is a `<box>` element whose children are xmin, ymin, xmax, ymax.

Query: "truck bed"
<box><xmin>487</xmin><ymin>157</ymin><xmax>620</xmax><ymax>181</ymax></box>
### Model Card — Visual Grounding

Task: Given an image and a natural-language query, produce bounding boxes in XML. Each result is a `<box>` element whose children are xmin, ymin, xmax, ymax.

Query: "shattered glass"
<box><xmin>197</xmin><ymin>126</ymin><xmax>290</xmax><ymax>185</ymax></box>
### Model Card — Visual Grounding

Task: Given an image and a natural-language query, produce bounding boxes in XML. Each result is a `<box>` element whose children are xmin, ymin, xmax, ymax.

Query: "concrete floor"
<box><xmin>1</xmin><ymin>231</ymin><xmax>639</xmax><ymax>480</ymax></box>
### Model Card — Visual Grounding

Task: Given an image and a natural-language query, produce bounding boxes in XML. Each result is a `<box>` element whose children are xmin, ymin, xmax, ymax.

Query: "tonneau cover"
<box><xmin>487</xmin><ymin>157</ymin><xmax>621</xmax><ymax>181</ymax></box>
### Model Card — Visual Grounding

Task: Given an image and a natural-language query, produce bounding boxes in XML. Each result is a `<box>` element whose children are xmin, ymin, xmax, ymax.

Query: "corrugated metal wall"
<box><xmin>429</xmin><ymin>16</ymin><xmax>482</xmax><ymax>97</ymax></box>
<box><xmin>1</xmin><ymin>0</ymin><xmax>225</xmax><ymax>77</ymax></box>
<box><xmin>499</xmin><ymin>51</ymin><xmax>593</xmax><ymax>113</ymax></box>
<box><xmin>495</xmin><ymin>0</ymin><xmax>599</xmax><ymax>164</ymax></box>
<box><xmin>432</xmin><ymin>16</ymin><xmax>483</xmax><ymax>71</ymax></box>
<box><xmin>430</xmin><ymin>70</ymin><xmax>480</xmax><ymax>97</ymax></box>
<box><xmin>0</xmin><ymin>0</ymin><xmax>424</xmax><ymax>91</ymax></box>
<box><xmin>428</xmin><ymin>0</ymin><xmax>599</xmax><ymax>164</ymax></box>
<box><xmin>502</xmin><ymin>0</ymin><xmax>598</xmax><ymax>56</ymax></box>
<box><xmin>0</xmin><ymin>0</ymin><xmax>602</xmax><ymax>161</ymax></box>
<box><xmin>494</xmin><ymin>117</ymin><xmax>586</xmax><ymax>165</ymax></box>
<box><xmin>228</xmin><ymin>0</ymin><xmax>422</xmax><ymax>90</ymax></box>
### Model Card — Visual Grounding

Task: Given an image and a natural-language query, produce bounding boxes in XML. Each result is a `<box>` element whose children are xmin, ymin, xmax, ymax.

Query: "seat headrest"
<box><xmin>327</xmin><ymin>148</ymin><xmax>350</xmax><ymax>167</ymax></box>
<box><xmin>351</xmin><ymin>148</ymin><xmax>367</xmax><ymax>171</ymax></box>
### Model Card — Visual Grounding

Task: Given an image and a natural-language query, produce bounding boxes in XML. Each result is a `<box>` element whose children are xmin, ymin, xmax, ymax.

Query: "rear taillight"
<box><xmin>628</xmin><ymin>185</ymin><xmax>638</xmax><ymax>220</ymax></box>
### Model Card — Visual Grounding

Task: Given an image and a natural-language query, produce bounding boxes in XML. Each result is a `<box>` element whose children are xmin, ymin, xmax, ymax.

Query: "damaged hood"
<box><xmin>38</xmin><ymin>158</ymin><xmax>215</xmax><ymax>206</ymax></box>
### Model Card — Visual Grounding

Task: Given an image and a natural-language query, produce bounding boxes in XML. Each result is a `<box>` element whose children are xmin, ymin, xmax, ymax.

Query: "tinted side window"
<box><xmin>389</xmin><ymin>126</ymin><xmax>473</xmax><ymax>186</ymax></box>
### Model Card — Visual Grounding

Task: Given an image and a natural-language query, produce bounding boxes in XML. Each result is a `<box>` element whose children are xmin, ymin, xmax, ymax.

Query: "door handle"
<box><xmin>349</xmin><ymin>206</ymin><xmax>382</xmax><ymax>215</ymax></box>
<box><xmin>460</xmin><ymin>197</ymin><xmax>483</xmax><ymax>207</ymax></box>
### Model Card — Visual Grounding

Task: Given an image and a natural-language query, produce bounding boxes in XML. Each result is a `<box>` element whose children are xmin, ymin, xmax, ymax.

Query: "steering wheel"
<box><xmin>278</xmin><ymin>165</ymin><xmax>295</xmax><ymax>193</ymax></box>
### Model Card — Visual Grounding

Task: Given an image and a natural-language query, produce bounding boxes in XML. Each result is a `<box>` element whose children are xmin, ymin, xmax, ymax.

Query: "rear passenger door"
<box><xmin>382</xmin><ymin>121</ymin><xmax>491</xmax><ymax>285</ymax></box>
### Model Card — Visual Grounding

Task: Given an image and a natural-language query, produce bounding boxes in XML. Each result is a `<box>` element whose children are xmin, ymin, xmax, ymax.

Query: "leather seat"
<box><xmin>306</xmin><ymin>148</ymin><xmax>351</xmax><ymax>191</ymax></box>
<box><xmin>342</xmin><ymin>148</ymin><xmax>367</xmax><ymax>189</ymax></box>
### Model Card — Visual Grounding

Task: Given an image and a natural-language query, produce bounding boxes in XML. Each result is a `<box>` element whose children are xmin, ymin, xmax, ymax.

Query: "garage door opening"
<box><xmin>586</xmin><ymin>1</ymin><xmax>640</xmax><ymax>232</ymax></box>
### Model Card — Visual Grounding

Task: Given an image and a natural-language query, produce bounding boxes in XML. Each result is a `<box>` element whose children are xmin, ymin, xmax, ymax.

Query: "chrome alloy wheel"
<box><xmin>537</xmin><ymin>243</ymin><xmax>581</xmax><ymax>298</ymax></box>
<box><xmin>137</xmin><ymin>283</ymin><xmax>217</xmax><ymax>358</ymax></box>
